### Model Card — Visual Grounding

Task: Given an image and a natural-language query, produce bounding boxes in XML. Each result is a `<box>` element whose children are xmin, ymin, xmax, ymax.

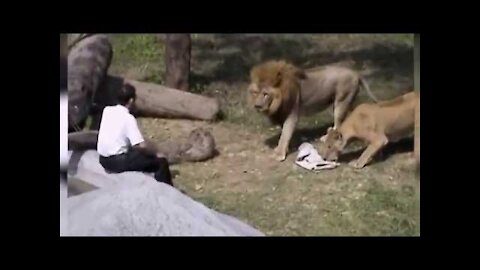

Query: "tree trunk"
<box><xmin>94</xmin><ymin>75</ymin><xmax>220</xmax><ymax>124</ymax></box>
<box><xmin>165</xmin><ymin>34</ymin><xmax>191</xmax><ymax>91</ymax></box>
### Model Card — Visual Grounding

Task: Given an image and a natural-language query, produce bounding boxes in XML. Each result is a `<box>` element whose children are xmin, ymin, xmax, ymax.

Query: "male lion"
<box><xmin>318</xmin><ymin>91</ymin><xmax>420</xmax><ymax>169</ymax></box>
<box><xmin>248</xmin><ymin>60</ymin><xmax>378</xmax><ymax>161</ymax></box>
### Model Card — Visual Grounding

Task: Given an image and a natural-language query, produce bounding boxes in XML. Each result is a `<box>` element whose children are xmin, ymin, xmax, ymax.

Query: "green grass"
<box><xmin>109</xmin><ymin>34</ymin><xmax>165</xmax><ymax>83</ymax></box>
<box><xmin>324</xmin><ymin>180</ymin><xmax>419</xmax><ymax>236</ymax></box>
<box><xmin>108</xmin><ymin>34</ymin><xmax>419</xmax><ymax>236</ymax></box>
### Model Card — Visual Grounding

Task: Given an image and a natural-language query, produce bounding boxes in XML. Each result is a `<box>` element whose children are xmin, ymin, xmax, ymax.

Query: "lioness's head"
<box><xmin>248</xmin><ymin>60</ymin><xmax>306</xmax><ymax>116</ymax></box>
<box><xmin>186</xmin><ymin>127</ymin><xmax>216</xmax><ymax>150</ymax></box>
<box><xmin>318</xmin><ymin>127</ymin><xmax>345</xmax><ymax>162</ymax></box>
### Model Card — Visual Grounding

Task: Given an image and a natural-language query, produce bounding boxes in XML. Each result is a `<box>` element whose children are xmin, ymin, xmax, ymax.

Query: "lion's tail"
<box><xmin>359</xmin><ymin>77</ymin><xmax>379</xmax><ymax>103</ymax></box>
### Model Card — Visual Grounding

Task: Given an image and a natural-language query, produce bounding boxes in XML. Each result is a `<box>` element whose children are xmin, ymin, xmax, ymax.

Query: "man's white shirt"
<box><xmin>97</xmin><ymin>105</ymin><xmax>144</xmax><ymax>157</ymax></box>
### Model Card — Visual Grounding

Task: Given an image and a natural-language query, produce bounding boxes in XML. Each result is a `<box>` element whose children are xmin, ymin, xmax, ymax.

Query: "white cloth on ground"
<box><xmin>295</xmin><ymin>143</ymin><xmax>340</xmax><ymax>171</ymax></box>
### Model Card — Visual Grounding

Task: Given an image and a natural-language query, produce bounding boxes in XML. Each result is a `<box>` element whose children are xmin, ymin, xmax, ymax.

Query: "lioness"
<box><xmin>248</xmin><ymin>60</ymin><xmax>378</xmax><ymax>161</ymax></box>
<box><xmin>318</xmin><ymin>91</ymin><xmax>420</xmax><ymax>169</ymax></box>
<box><xmin>148</xmin><ymin>128</ymin><xmax>216</xmax><ymax>164</ymax></box>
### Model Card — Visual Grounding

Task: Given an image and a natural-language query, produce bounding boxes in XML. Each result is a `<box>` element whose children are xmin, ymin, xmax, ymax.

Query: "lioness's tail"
<box><xmin>359</xmin><ymin>77</ymin><xmax>379</xmax><ymax>103</ymax></box>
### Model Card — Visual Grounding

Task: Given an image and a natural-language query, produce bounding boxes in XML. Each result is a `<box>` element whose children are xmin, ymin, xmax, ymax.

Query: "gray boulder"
<box><xmin>68</xmin><ymin>150</ymin><xmax>156</xmax><ymax>188</ymax></box>
<box><xmin>68</xmin><ymin>34</ymin><xmax>112</xmax><ymax>131</ymax></box>
<box><xmin>60</xmin><ymin>177</ymin><xmax>68</xmax><ymax>236</ymax></box>
<box><xmin>65</xmin><ymin>151</ymin><xmax>264</xmax><ymax>236</ymax></box>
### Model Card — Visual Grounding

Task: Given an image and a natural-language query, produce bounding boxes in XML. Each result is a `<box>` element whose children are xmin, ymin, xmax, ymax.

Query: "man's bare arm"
<box><xmin>132</xmin><ymin>141</ymin><xmax>153</xmax><ymax>155</ymax></box>
<box><xmin>133</xmin><ymin>141</ymin><xmax>165</xmax><ymax>158</ymax></box>
<box><xmin>135</xmin><ymin>142</ymin><xmax>148</xmax><ymax>149</ymax></box>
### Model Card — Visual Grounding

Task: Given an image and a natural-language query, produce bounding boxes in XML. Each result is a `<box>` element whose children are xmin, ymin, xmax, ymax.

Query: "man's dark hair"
<box><xmin>118</xmin><ymin>83</ymin><xmax>136</xmax><ymax>105</ymax></box>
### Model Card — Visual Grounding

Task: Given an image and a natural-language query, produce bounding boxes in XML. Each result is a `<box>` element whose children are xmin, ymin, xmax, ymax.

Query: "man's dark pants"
<box><xmin>99</xmin><ymin>149</ymin><xmax>173</xmax><ymax>186</ymax></box>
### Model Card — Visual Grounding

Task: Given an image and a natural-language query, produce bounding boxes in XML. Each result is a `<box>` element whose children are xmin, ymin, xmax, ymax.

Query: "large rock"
<box><xmin>68</xmin><ymin>34</ymin><xmax>112</xmax><ymax>131</ymax></box>
<box><xmin>66</xmin><ymin>151</ymin><xmax>264</xmax><ymax>236</ymax></box>
<box><xmin>60</xmin><ymin>177</ymin><xmax>67</xmax><ymax>236</ymax></box>
<box><xmin>68</xmin><ymin>150</ymin><xmax>155</xmax><ymax>188</ymax></box>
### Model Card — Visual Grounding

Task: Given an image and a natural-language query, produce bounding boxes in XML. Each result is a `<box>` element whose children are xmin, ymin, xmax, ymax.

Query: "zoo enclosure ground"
<box><xmin>106</xmin><ymin>34</ymin><xmax>419</xmax><ymax>236</ymax></box>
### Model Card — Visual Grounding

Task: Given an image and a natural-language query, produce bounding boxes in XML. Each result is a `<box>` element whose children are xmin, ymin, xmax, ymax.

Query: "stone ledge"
<box><xmin>64</xmin><ymin>150</ymin><xmax>264</xmax><ymax>236</ymax></box>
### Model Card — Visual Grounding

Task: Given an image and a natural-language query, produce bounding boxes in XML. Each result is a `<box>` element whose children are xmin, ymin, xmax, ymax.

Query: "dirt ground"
<box><xmin>138</xmin><ymin>117</ymin><xmax>419</xmax><ymax>236</ymax></box>
<box><xmin>109</xmin><ymin>34</ymin><xmax>420</xmax><ymax>236</ymax></box>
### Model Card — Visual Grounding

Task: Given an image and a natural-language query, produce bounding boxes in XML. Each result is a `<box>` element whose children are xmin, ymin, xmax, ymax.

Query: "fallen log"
<box><xmin>97</xmin><ymin>75</ymin><xmax>220</xmax><ymax>121</ymax></box>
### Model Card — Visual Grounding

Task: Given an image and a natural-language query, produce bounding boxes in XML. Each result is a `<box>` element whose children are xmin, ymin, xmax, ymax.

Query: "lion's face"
<box><xmin>247</xmin><ymin>83</ymin><xmax>279</xmax><ymax>114</ymax></box>
<box><xmin>187</xmin><ymin>128</ymin><xmax>215</xmax><ymax>149</ymax></box>
<box><xmin>248</xmin><ymin>60</ymin><xmax>306</xmax><ymax>118</ymax></box>
<box><xmin>318</xmin><ymin>128</ymin><xmax>344</xmax><ymax>162</ymax></box>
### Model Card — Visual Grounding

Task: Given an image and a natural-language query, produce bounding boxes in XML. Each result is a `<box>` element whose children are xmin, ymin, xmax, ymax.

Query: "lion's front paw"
<box><xmin>272</xmin><ymin>147</ymin><xmax>287</xmax><ymax>162</ymax></box>
<box><xmin>349</xmin><ymin>160</ymin><xmax>364</xmax><ymax>169</ymax></box>
<box><xmin>275</xmin><ymin>153</ymin><xmax>287</xmax><ymax>162</ymax></box>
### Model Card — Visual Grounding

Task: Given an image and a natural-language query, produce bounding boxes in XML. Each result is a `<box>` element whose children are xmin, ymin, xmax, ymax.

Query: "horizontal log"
<box><xmin>99</xmin><ymin>75</ymin><xmax>220</xmax><ymax>121</ymax></box>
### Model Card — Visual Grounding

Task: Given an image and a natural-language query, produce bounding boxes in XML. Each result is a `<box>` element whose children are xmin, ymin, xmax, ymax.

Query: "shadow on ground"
<box><xmin>191</xmin><ymin>34</ymin><xmax>413</xmax><ymax>90</ymax></box>
<box><xmin>264</xmin><ymin>123</ymin><xmax>333</xmax><ymax>150</ymax></box>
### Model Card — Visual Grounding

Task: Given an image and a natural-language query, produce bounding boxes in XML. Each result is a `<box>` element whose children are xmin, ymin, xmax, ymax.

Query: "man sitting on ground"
<box><xmin>97</xmin><ymin>83</ymin><xmax>173</xmax><ymax>186</ymax></box>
